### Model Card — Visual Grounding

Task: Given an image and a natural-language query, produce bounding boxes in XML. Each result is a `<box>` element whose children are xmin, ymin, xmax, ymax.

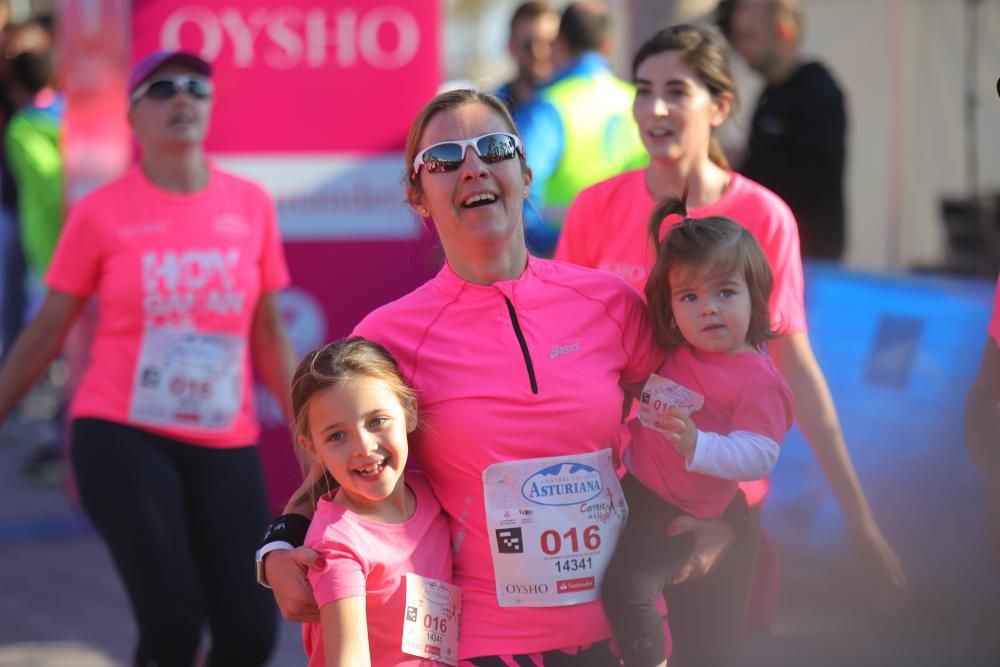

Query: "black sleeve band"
<box><xmin>258</xmin><ymin>513</ymin><xmax>311</xmax><ymax>550</ymax></box>
<box><xmin>722</xmin><ymin>488</ymin><xmax>750</xmax><ymax>541</ymax></box>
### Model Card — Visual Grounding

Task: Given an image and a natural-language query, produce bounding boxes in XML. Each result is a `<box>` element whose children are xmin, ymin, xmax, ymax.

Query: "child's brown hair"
<box><xmin>645</xmin><ymin>196</ymin><xmax>778</xmax><ymax>350</ymax></box>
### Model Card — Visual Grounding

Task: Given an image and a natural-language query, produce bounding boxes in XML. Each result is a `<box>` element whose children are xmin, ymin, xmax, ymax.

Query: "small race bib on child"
<box><xmin>638</xmin><ymin>373</ymin><xmax>705</xmax><ymax>433</ymax></box>
<box><xmin>401</xmin><ymin>573</ymin><xmax>461</xmax><ymax>665</ymax></box>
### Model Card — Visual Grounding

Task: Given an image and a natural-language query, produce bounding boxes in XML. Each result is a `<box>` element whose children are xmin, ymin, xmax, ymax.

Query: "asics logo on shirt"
<box><xmin>550</xmin><ymin>343</ymin><xmax>581</xmax><ymax>359</ymax></box>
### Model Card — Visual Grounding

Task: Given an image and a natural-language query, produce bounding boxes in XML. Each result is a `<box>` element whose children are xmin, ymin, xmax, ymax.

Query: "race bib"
<box><xmin>483</xmin><ymin>449</ymin><xmax>627</xmax><ymax>607</ymax></box>
<box><xmin>401</xmin><ymin>573</ymin><xmax>461</xmax><ymax>665</ymax></box>
<box><xmin>129</xmin><ymin>327</ymin><xmax>244</xmax><ymax>429</ymax></box>
<box><xmin>637</xmin><ymin>373</ymin><xmax>705</xmax><ymax>434</ymax></box>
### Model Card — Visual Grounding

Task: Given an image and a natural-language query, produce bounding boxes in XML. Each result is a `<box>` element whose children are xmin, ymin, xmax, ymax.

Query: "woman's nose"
<box><xmin>458</xmin><ymin>147</ymin><xmax>489</xmax><ymax>179</ymax></box>
<box><xmin>652</xmin><ymin>96</ymin><xmax>670</xmax><ymax>116</ymax></box>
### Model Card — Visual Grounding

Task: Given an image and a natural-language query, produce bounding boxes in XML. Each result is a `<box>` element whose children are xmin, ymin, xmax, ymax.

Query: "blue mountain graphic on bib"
<box><xmin>521</xmin><ymin>462</ymin><xmax>603</xmax><ymax>506</ymax></box>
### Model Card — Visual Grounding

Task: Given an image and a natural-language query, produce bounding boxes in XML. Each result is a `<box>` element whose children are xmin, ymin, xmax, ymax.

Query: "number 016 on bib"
<box><xmin>401</xmin><ymin>573</ymin><xmax>461</xmax><ymax>665</ymax></box>
<box><xmin>483</xmin><ymin>449</ymin><xmax>628</xmax><ymax>607</ymax></box>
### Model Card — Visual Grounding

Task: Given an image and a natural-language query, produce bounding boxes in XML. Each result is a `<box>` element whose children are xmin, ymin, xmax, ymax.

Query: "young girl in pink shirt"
<box><xmin>602</xmin><ymin>197</ymin><xmax>794</xmax><ymax>667</ymax></box>
<box><xmin>290</xmin><ymin>337</ymin><xmax>455</xmax><ymax>667</ymax></box>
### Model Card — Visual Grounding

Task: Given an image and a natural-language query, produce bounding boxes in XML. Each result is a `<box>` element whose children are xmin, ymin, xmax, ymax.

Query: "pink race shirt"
<box><xmin>627</xmin><ymin>346</ymin><xmax>794</xmax><ymax>519</ymax></box>
<box><xmin>990</xmin><ymin>275</ymin><xmax>1000</xmax><ymax>345</ymax></box>
<box><xmin>303</xmin><ymin>473</ymin><xmax>452</xmax><ymax>667</ymax></box>
<box><xmin>555</xmin><ymin>169</ymin><xmax>807</xmax><ymax>337</ymax></box>
<box><xmin>46</xmin><ymin>165</ymin><xmax>290</xmax><ymax>447</ymax></box>
<box><xmin>353</xmin><ymin>256</ymin><xmax>661</xmax><ymax>658</ymax></box>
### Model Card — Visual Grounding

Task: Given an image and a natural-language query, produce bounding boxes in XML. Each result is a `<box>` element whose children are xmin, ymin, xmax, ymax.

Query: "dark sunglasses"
<box><xmin>412</xmin><ymin>132</ymin><xmax>523</xmax><ymax>176</ymax></box>
<box><xmin>131</xmin><ymin>75</ymin><xmax>213</xmax><ymax>104</ymax></box>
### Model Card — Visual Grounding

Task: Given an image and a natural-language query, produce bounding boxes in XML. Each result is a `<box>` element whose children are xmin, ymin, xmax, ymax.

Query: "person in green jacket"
<box><xmin>5</xmin><ymin>47</ymin><xmax>63</xmax><ymax>278</ymax></box>
<box><xmin>4</xmin><ymin>41</ymin><xmax>66</xmax><ymax>484</ymax></box>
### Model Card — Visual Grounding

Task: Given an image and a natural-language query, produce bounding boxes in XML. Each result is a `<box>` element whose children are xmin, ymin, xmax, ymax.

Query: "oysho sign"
<box><xmin>133</xmin><ymin>0</ymin><xmax>439</xmax><ymax>153</ymax></box>
<box><xmin>158</xmin><ymin>5</ymin><xmax>420</xmax><ymax>70</ymax></box>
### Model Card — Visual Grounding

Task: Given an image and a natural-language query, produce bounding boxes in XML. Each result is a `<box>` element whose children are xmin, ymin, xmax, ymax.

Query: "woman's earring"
<box><xmin>420</xmin><ymin>208</ymin><xmax>429</xmax><ymax>216</ymax></box>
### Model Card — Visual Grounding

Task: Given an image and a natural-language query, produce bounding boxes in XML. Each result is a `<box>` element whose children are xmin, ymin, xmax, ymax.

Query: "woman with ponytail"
<box><xmin>556</xmin><ymin>23</ymin><xmax>906</xmax><ymax>666</ymax></box>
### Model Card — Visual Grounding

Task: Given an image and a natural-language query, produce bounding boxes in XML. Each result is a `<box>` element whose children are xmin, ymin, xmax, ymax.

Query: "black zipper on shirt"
<box><xmin>504</xmin><ymin>296</ymin><xmax>538</xmax><ymax>394</ymax></box>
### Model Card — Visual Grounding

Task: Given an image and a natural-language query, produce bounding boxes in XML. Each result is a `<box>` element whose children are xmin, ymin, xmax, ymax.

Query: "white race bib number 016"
<box><xmin>129</xmin><ymin>327</ymin><xmax>244</xmax><ymax>429</ymax></box>
<box><xmin>483</xmin><ymin>449</ymin><xmax>627</xmax><ymax>607</ymax></box>
<box><xmin>401</xmin><ymin>573</ymin><xmax>461</xmax><ymax>665</ymax></box>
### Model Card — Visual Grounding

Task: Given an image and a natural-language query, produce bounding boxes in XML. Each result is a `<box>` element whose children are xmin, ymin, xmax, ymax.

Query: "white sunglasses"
<box><xmin>131</xmin><ymin>74</ymin><xmax>213</xmax><ymax>104</ymax></box>
<box><xmin>412</xmin><ymin>132</ymin><xmax>524</xmax><ymax>176</ymax></box>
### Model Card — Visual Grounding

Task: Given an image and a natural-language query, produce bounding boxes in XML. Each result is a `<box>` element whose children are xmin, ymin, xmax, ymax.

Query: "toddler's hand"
<box><xmin>658</xmin><ymin>407</ymin><xmax>697</xmax><ymax>460</ymax></box>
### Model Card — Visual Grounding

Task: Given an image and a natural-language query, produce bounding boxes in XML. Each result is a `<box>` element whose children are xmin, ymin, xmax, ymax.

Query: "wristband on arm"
<box><xmin>255</xmin><ymin>513</ymin><xmax>311</xmax><ymax>588</ymax></box>
<box><xmin>722</xmin><ymin>489</ymin><xmax>750</xmax><ymax>541</ymax></box>
<box><xmin>259</xmin><ymin>513</ymin><xmax>311</xmax><ymax>549</ymax></box>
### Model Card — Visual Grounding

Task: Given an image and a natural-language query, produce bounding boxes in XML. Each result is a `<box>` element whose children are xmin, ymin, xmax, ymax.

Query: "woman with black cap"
<box><xmin>0</xmin><ymin>50</ymin><xmax>295</xmax><ymax>666</ymax></box>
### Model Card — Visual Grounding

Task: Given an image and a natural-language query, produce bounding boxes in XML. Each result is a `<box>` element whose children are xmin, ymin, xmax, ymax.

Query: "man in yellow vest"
<box><xmin>520</xmin><ymin>1</ymin><xmax>647</xmax><ymax>254</ymax></box>
<box><xmin>496</xmin><ymin>2</ymin><xmax>562</xmax><ymax>257</ymax></box>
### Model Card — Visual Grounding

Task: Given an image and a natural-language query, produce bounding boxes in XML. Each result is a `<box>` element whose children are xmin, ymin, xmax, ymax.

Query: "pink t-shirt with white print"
<box><xmin>303</xmin><ymin>473</ymin><xmax>452</xmax><ymax>667</ymax></box>
<box><xmin>45</xmin><ymin>165</ymin><xmax>289</xmax><ymax>447</ymax></box>
<box><xmin>626</xmin><ymin>346</ymin><xmax>794</xmax><ymax>519</ymax></box>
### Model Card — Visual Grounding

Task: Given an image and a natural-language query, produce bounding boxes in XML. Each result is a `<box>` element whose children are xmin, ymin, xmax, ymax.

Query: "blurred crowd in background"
<box><xmin>448</xmin><ymin>0</ymin><xmax>1000</xmax><ymax>276</ymax></box>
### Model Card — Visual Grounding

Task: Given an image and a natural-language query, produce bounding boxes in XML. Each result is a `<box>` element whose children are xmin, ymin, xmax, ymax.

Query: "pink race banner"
<box><xmin>133</xmin><ymin>0</ymin><xmax>442</xmax><ymax>512</ymax></box>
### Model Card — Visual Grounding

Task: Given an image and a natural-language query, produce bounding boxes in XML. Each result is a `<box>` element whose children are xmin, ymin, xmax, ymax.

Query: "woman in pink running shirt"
<box><xmin>555</xmin><ymin>23</ymin><xmax>907</xmax><ymax>642</ymax></box>
<box><xmin>0</xmin><ymin>51</ymin><xmax>295</xmax><ymax>666</ymax></box>
<box><xmin>260</xmin><ymin>89</ymin><xmax>753</xmax><ymax>666</ymax></box>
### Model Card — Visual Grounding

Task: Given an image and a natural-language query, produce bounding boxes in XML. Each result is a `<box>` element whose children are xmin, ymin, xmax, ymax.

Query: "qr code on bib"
<box><xmin>496</xmin><ymin>527</ymin><xmax>524</xmax><ymax>554</ymax></box>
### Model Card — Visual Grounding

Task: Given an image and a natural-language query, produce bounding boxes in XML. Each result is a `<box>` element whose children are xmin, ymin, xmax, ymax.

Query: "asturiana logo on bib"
<box><xmin>521</xmin><ymin>462</ymin><xmax>603</xmax><ymax>506</ymax></box>
<box><xmin>422</xmin><ymin>581</ymin><xmax>452</xmax><ymax>606</ymax></box>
